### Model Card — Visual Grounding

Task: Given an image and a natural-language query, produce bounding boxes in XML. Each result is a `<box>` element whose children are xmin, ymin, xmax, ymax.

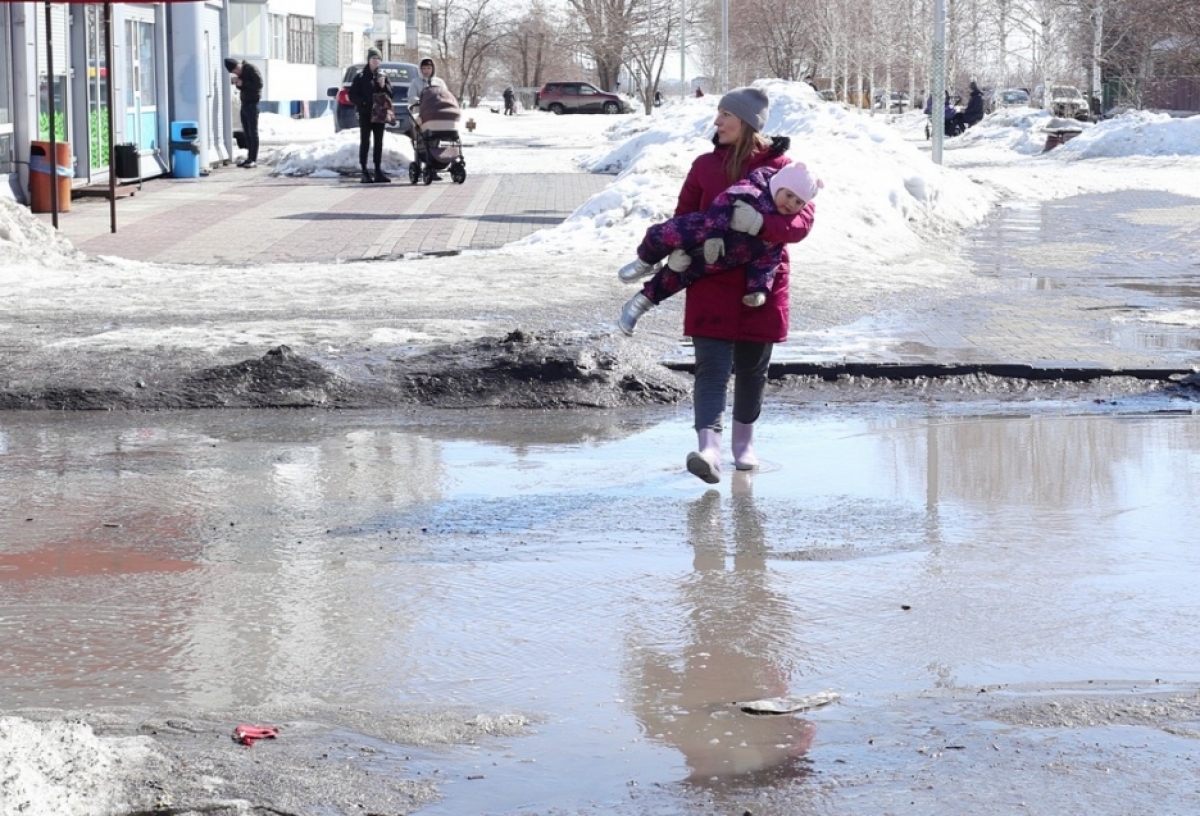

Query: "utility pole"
<box><xmin>931</xmin><ymin>0</ymin><xmax>946</xmax><ymax>164</ymax></box>
<box><xmin>720</xmin><ymin>0</ymin><xmax>728</xmax><ymax>90</ymax></box>
<box><xmin>680</xmin><ymin>0</ymin><xmax>686</xmax><ymax>98</ymax></box>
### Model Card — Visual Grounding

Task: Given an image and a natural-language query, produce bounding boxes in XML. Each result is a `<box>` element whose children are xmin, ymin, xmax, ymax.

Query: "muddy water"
<box><xmin>3</xmin><ymin>403</ymin><xmax>1200</xmax><ymax>814</ymax></box>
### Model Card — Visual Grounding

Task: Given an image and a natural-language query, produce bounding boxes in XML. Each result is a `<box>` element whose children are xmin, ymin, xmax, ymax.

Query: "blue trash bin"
<box><xmin>170</xmin><ymin>121</ymin><xmax>201</xmax><ymax>178</ymax></box>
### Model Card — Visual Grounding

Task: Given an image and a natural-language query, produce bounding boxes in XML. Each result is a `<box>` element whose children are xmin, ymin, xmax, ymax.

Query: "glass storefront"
<box><xmin>35</xmin><ymin>3</ymin><xmax>71</xmax><ymax>141</ymax></box>
<box><xmin>0</xmin><ymin>7</ymin><xmax>12</xmax><ymax>173</ymax></box>
<box><xmin>85</xmin><ymin>4</ymin><xmax>111</xmax><ymax>172</ymax></box>
<box><xmin>125</xmin><ymin>17</ymin><xmax>159</xmax><ymax>150</ymax></box>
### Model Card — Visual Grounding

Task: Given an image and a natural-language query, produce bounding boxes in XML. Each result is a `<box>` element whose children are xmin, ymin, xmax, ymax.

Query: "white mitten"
<box><xmin>730</xmin><ymin>200</ymin><xmax>764</xmax><ymax>235</ymax></box>
<box><xmin>666</xmin><ymin>249</ymin><xmax>692</xmax><ymax>272</ymax></box>
<box><xmin>703</xmin><ymin>237</ymin><xmax>726</xmax><ymax>265</ymax></box>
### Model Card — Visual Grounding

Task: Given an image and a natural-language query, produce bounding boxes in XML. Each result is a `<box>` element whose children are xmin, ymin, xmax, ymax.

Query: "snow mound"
<box><xmin>0</xmin><ymin>716</ymin><xmax>169</xmax><ymax>816</ymax></box>
<box><xmin>524</xmin><ymin>79</ymin><xmax>995</xmax><ymax>266</ymax></box>
<box><xmin>1050</xmin><ymin>110</ymin><xmax>1200</xmax><ymax>159</ymax></box>
<box><xmin>0</xmin><ymin>197</ymin><xmax>82</xmax><ymax>265</ymax></box>
<box><xmin>271</xmin><ymin>129</ymin><xmax>414</xmax><ymax>177</ymax></box>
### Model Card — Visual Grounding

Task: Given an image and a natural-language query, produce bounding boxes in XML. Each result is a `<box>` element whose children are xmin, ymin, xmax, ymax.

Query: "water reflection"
<box><xmin>628</xmin><ymin>476</ymin><xmax>815</xmax><ymax>790</ymax></box>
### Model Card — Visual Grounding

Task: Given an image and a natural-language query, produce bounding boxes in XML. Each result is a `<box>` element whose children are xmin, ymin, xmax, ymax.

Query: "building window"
<box><xmin>341</xmin><ymin>32</ymin><xmax>354</xmax><ymax>65</ymax></box>
<box><xmin>417</xmin><ymin>7</ymin><xmax>432</xmax><ymax>35</ymax></box>
<box><xmin>270</xmin><ymin>15</ymin><xmax>287</xmax><ymax>60</ymax></box>
<box><xmin>405</xmin><ymin>0</ymin><xmax>417</xmax><ymax>28</ymax></box>
<box><xmin>317</xmin><ymin>25</ymin><xmax>340</xmax><ymax>67</ymax></box>
<box><xmin>287</xmin><ymin>15</ymin><xmax>315</xmax><ymax>65</ymax></box>
<box><xmin>228</xmin><ymin>2</ymin><xmax>265</xmax><ymax>58</ymax></box>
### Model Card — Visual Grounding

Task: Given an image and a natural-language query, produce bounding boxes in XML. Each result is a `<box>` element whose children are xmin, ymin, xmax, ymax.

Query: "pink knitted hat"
<box><xmin>769</xmin><ymin>162</ymin><xmax>823</xmax><ymax>202</ymax></box>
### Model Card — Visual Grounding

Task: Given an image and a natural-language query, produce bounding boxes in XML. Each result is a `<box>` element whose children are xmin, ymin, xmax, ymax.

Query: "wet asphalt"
<box><xmin>8</xmin><ymin>159</ymin><xmax>1200</xmax><ymax>815</ymax></box>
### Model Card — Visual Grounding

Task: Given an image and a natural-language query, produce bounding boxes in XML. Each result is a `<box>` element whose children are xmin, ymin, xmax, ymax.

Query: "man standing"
<box><xmin>225</xmin><ymin>57</ymin><xmax>263</xmax><ymax>168</ymax></box>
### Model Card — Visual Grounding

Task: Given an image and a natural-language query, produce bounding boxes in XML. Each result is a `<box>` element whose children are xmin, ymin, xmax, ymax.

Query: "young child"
<box><xmin>617</xmin><ymin>162</ymin><xmax>822</xmax><ymax>335</ymax></box>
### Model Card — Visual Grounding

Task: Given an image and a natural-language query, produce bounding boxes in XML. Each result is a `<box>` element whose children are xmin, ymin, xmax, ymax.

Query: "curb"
<box><xmin>664</xmin><ymin>361</ymin><xmax>1196</xmax><ymax>383</ymax></box>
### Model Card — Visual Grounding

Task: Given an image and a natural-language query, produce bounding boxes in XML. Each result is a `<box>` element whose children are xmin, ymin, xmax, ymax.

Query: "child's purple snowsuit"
<box><xmin>635</xmin><ymin>166</ymin><xmax>783</xmax><ymax>305</ymax></box>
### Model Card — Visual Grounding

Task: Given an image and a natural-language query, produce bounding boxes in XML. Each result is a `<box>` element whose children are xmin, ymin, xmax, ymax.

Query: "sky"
<box><xmin>2</xmin><ymin>82</ymin><xmax>1200</xmax><ymax>810</ymax></box>
<box><xmin>4</xmin><ymin>82</ymin><xmax>1200</xmax><ymax>366</ymax></box>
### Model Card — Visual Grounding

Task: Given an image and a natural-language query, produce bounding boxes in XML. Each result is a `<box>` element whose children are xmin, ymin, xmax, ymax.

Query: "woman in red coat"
<box><xmin>674</xmin><ymin>86</ymin><xmax>815</xmax><ymax>483</ymax></box>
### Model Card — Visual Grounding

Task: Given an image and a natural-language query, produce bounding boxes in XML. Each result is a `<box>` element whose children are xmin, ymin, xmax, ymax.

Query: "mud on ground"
<box><xmin>2</xmin><ymin>330</ymin><xmax>1195</xmax><ymax>412</ymax></box>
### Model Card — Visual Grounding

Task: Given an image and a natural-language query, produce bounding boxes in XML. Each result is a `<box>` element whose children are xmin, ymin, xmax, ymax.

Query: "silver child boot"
<box><xmin>618</xmin><ymin>293</ymin><xmax>655</xmax><ymax>336</ymax></box>
<box><xmin>618</xmin><ymin>258</ymin><xmax>661</xmax><ymax>283</ymax></box>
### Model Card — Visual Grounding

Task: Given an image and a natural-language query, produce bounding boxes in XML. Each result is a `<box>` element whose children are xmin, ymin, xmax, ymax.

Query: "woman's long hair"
<box><xmin>723</xmin><ymin>126</ymin><xmax>771</xmax><ymax>183</ymax></box>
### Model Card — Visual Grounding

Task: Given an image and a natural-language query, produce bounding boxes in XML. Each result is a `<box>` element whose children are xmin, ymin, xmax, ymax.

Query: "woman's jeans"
<box><xmin>692</xmin><ymin>337</ymin><xmax>773</xmax><ymax>432</ymax></box>
<box><xmin>359</xmin><ymin>122</ymin><xmax>385</xmax><ymax>168</ymax></box>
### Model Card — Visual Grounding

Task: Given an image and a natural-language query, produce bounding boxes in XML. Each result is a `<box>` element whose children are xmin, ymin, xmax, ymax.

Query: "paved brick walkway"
<box><xmin>48</xmin><ymin>167</ymin><xmax>608</xmax><ymax>265</ymax></box>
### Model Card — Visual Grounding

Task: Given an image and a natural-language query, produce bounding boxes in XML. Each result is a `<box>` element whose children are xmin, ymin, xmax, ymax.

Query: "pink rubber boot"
<box><xmin>731</xmin><ymin>421</ymin><xmax>759</xmax><ymax>471</ymax></box>
<box><xmin>686</xmin><ymin>429</ymin><xmax>722</xmax><ymax>484</ymax></box>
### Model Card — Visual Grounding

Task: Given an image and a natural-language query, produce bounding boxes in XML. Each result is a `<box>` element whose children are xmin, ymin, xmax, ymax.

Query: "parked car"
<box><xmin>327</xmin><ymin>61</ymin><xmax>420</xmax><ymax>135</ymax></box>
<box><xmin>873</xmin><ymin>91</ymin><xmax>910</xmax><ymax>112</ymax></box>
<box><xmin>987</xmin><ymin>87</ymin><xmax>1031</xmax><ymax>113</ymax></box>
<box><xmin>1049</xmin><ymin>85</ymin><xmax>1090</xmax><ymax>120</ymax></box>
<box><xmin>535</xmin><ymin>82</ymin><xmax>631</xmax><ymax>115</ymax></box>
<box><xmin>1033</xmin><ymin>84</ymin><xmax>1090</xmax><ymax>120</ymax></box>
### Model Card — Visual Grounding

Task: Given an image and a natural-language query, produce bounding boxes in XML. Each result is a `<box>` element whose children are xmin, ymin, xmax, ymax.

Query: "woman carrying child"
<box><xmin>616</xmin><ymin>160</ymin><xmax>822</xmax><ymax>332</ymax></box>
<box><xmin>621</xmin><ymin>86</ymin><xmax>817</xmax><ymax>483</ymax></box>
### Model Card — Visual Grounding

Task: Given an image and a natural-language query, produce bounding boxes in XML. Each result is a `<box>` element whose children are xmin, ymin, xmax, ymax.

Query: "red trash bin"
<box><xmin>30</xmin><ymin>141</ymin><xmax>72</xmax><ymax>213</ymax></box>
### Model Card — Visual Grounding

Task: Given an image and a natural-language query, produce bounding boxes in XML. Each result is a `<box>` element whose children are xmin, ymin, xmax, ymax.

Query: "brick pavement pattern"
<box><xmin>53</xmin><ymin>167</ymin><xmax>609</xmax><ymax>265</ymax></box>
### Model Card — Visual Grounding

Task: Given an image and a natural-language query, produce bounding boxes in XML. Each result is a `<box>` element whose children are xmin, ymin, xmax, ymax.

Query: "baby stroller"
<box><xmin>408</xmin><ymin>85</ymin><xmax>467</xmax><ymax>185</ymax></box>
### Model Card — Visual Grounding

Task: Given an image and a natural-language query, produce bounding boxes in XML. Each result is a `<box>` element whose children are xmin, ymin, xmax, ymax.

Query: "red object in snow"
<box><xmin>233</xmin><ymin>724</ymin><xmax>280</xmax><ymax>746</ymax></box>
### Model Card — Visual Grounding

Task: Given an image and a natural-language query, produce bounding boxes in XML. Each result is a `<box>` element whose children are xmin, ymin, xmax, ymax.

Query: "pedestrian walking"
<box><xmin>224</xmin><ymin>57</ymin><xmax>263</xmax><ymax>168</ymax></box>
<box><xmin>616</xmin><ymin>161</ymin><xmax>822</xmax><ymax>334</ymax></box>
<box><xmin>350</xmin><ymin>48</ymin><xmax>393</xmax><ymax>183</ymax></box>
<box><xmin>660</xmin><ymin>86</ymin><xmax>816</xmax><ymax>483</ymax></box>
<box><xmin>503</xmin><ymin>86</ymin><xmax>517</xmax><ymax>115</ymax></box>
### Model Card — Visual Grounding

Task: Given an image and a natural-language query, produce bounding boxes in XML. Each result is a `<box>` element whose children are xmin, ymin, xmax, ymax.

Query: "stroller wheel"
<box><xmin>450</xmin><ymin>165</ymin><xmax>466</xmax><ymax>184</ymax></box>
<box><xmin>408</xmin><ymin>163</ymin><xmax>420</xmax><ymax>184</ymax></box>
<box><xmin>422</xmin><ymin>167</ymin><xmax>435</xmax><ymax>185</ymax></box>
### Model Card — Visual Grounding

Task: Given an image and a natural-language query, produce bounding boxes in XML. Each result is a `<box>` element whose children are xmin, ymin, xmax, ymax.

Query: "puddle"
<box><xmin>971</xmin><ymin>192</ymin><xmax>1200</xmax><ymax>311</ymax></box>
<box><xmin>3</xmin><ymin>404</ymin><xmax>1200</xmax><ymax>813</ymax></box>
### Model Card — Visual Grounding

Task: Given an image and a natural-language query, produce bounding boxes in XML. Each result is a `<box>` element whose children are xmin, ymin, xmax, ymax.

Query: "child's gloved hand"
<box><xmin>703</xmin><ymin>237</ymin><xmax>725</xmax><ymax>265</ymax></box>
<box><xmin>730</xmin><ymin>201</ymin><xmax>764</xmax><ymax>235</ymax></box>
<box><xmin>666</xmin><ymin>249</ymin><xmax>691</xmax><ymax>272</ymax></box>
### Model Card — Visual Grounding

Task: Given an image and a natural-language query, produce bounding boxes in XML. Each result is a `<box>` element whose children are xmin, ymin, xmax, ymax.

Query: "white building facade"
<box><xmin>1</xmin><ymin>0</ymin><xmax>432</xmax><ymax>204</ymax></box>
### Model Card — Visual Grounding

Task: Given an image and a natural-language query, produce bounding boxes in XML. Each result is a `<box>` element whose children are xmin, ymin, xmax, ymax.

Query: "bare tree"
<box><xmin>567</xmin><ymin>0</ymin><xmax>638</xmax><ymax>92</ymax></box>
<box><xmin>499</xmin><ymin>1</ymin><xmax>576</xmax><ymax>90</ymax></box>
<box><xmin>435</xmin><ymin>0</ymin><xmax>509</xmax><ymax>105</ymax></box>
<box><xmin>624</xmin><ymin>0</ymin><xmax>680</xmax><ymax>112</ymax></box>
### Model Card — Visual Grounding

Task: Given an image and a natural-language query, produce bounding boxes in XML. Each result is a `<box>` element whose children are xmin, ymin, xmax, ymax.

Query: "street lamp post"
<box><xmin>931</xmin><ymin>0</ymin><xmax>946</xmax><ymax>164</ymax></box>
<box><xmin>680</xmin><ymin>0</ymin><xmax>686</xmax><ymax>98</ymax></box>
<box><xmin>720</xmin><ymin>0</ymin><xmax>728</xmax><ymax>90</ymax></box>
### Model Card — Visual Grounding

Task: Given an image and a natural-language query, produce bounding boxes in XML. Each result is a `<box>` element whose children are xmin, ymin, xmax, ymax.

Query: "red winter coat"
<box><xmin>675</xmin><ymin>136</ymin><xmax>815</xmax><ymax>343</ymax></box>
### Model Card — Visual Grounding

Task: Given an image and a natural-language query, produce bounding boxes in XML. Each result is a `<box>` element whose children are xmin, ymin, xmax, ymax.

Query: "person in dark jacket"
<box><xmin>224</xmin><ymin>57</ymin><xmax>263</xmax><ymax>167</ymax></box>
<box><xmin>503</xmin><ymin>86</ymin><xmax>516</xmax><ymax>115</ymax></box>
<box><xmin>349</xmin><ymin>48</ymin><xmax>392</xmax><ymax>183</ymax></box>
<box><xmin>647</xmin><ymin>86</ymin><xmax>816</xmax><ymax>482</ymax></box>
<box><xmin>953</xmin><ymin>80</ymin><xmax>985</xmax><ymax>131</ymax></box>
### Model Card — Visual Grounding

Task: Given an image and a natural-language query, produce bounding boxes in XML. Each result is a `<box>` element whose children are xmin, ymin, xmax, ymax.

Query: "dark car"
<box><xmin>328</xmin><ymin>61</ymin><xmax>419</xmax><ymax>134</ymax></box>
<box><xmin>535</xmin><ymin>82</ymin><xmax>630</xmax><ymax>115</ymax></box>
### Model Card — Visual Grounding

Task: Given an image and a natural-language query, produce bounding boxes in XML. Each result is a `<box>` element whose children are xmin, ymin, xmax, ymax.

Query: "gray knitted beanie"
<box><xmin>718</xmin><ymin>86</ymin><xmax>770</xmax><ymax>132</ymax></box>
